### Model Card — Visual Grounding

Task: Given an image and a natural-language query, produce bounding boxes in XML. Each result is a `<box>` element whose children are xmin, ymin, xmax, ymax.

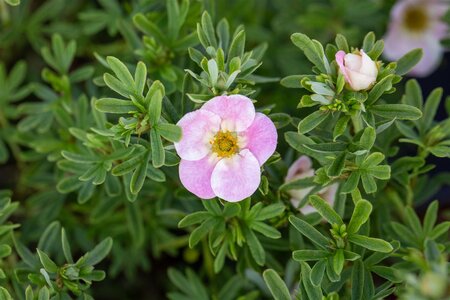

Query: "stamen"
<box><xmin>211</xmin><ymin>131</ymin><xmax>239</xmax><ymax>158</ymax></box>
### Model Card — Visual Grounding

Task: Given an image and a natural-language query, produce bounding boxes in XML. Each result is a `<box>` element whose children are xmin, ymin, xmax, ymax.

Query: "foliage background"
<box><xmin>0</xmin><ymin>0</ymin><xmax>449</xmax><ymax>299</ymax></box>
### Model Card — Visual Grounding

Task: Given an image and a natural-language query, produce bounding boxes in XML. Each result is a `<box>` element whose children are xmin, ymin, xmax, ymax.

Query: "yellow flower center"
<box><xmin>403</xmin><ymin>6</ymin><xmax>429</xmax><ymax>32</ymax></box>
<box><xmin>211</xmin><ymin>131</ymin><xmax>239</xmax><ymax>158</ymax></box>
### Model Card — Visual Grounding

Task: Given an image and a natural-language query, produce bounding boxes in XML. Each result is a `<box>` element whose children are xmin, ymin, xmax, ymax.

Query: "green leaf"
<box><xmin>189</xmin><ymin>217</ymin><xmax>220</xmax><ymax>248</ymax></box>
<box><xmin>289</xmin><ymin>216</ymin><xmax>330</xmax><ymax>249</ymax></box>
<box><xmin>328</xmin><ymin>151</ymin><xmax>346</xmax><ymax>177</ymax></box>
<box><xmin>429</xmin><ymin>221</ymin><xmax>450</xmax><ymax>240</ymax></box>
<box><xmin>146</xmin><ymin>165</ymin><xmax>166</xmax><ymax>182</ymax></box>
<box><xmin>37</xmin><ymin>249</ymin><xmax>58</xmax><ymax>273</ymax></box>
<box><xmin>106</xmin><ymin>56</ymin><xmax>135</xmax><ymax>87</ymax></box>
<box><xmin>309</xmin><ymin>195</ymin><xmax>343</xmax><ymax>225</ymax></box>
<box><xmin>228</xmin><ymin>30</ymin><xmax>245</xmax><ymax>59</ymax></box>
<box><xmin>130</xmin><ymin>153</ymin><xmax>149</xmax><ymax>195</ymax></box>
<box><xmin>158</xmin><ymin>123</ymin><xmax>182</xmax><ymax>142</ymax></box>
<box><xmin>178</xmin><ymin>212</ymin><xmax>210</xmax><ymax>228</ymax></box>
<box><xmin>244</xmin><ymin>227</ymin><xmax>265</xmax><ymax>265</ymax></box>
<box><xmin>403</xmin><ymin>79</ymin><xmax>423</xmax><ymax>109</ymax></box>
<box><xmin>298</xmin><ymin>110</ymin><xmax>329</xmax><ymax>134</ymax></box>
<box><xmin>149</xmin><ymin>90</ymin><xmax>163</xmax><ymax>124</ymax></box>
<box><xmin>360</xmin><ymin>127</ymin><xmax>376</xmax><ymax>150</ymax></box>
<box><xmin>254</xmin><ymin>203</ymin><xmax>285</xmax><ymax>221</ymax></box>
<box><xmin>293</xmin><ymin>250</ymin><xmax>330</xmax><ymax>261</ymax></box>
<box><xmin>420</xmin><ymin>87</ymin><xmax>443</xmax><ymax>131</ymax></box>
<box><xmin>366</xmin><ymin>75</ymin><xmax>395</xmax><ymax>105</ymax></box>
<box><xmin>300</xmin><ymin>262</ymin><xmax>323</xmax><ymax>299</ymax></box>
<box><xmin>404</xmin><ymin>207</ymin><xmax>423</xmax><ymax>236</ymax></box>
<box><xmin>0</xmin><ymin>245</ymin><xmax>11</xmax><ymax>259</ymax></box>
<box><xmin>82</xmin><ymin>237</ymin><xmax>113</xmax><ymax>266</ymax></box>
<box><xmin>126</xmin><ymin>202</ymin><xmax>145</xmax><ymax>247</ymax></box>
<box><xmin>103</xmin><ymin>73</ymin><xmax>132</xmax><ymax>98</ymax></box>
<box><xmin>348</xmin><ymin>234</ymin><xmax>393</xmax><ymax>253</ymax></box>
<box><xmin>5</xmin><ymin>0</ymin><xmax>20</xmax><ymax>6</ymax></box>
<box><xmin>333</xmin><ymin>249</ymin><xmax>345</xmax><ymax>275</ymax></box>
<box><xmin>291</xmin><ymin>33</ymin><xmax>328</xmax><ymax>74</ymax></box>
<box><xmin>333</xmin><ymin>115</ymin><xmax>350</xmax><ymax>140</ymax></box>
<box><xmin>396</xmin><ymin>48</ymin><xmax>423</xmax><ymax>75</ymax></box>
<box><xmin>251</xmin><ymin>222</ymin><xmax>281</xmax><ymax>239</ymax></box>
<box><xmin>348</xmin><ymin>200</ymin><xmax>372</xmax><ymax>234</ymax></box>
<box><xmin>310</xmin><ymin>260</ymin><xmax>327</xmax><ymax>286</ymax></box>
<box><xmin>38</xmin><ymin>287</ymin><xmax>49</xmax><ymax>300</ymax></box>
<box><xmin>214</xmin><ymin>242</ymin><xmax>227</xmax><ymax>273</ymax></box>
<box><xmin>25</xmin><ymin>286</ymin><xmax>34</xmax><ymax>300</ymax></box>
<box><xmin>423</xmin><ymin>200</ymin><xmax>438</xmax><ymax>235</ymax></box>
<box><xmin>351</xmin><ymin>260</ymin><xmax>364</xmax><ymax>300</ymax></box>
<box><xmin>134</xmin><ymin>62</ymin><xmax>147</xmax><ymax>95</ymax></box>
<box><xmin>263</xmin><ymin>269</ymin><xmax>291</xmax><ymax>300</ymax></box>
<box><xmin>150</xmin><ymin>130</ymin><xmax>165</xmax><ymax>168</ymax></box>
<box><xmin>61</xmin><ymin>228</ymin><xmax>74</xmax><ymax>263</ymax></box>
<box><xmin>335</xmin><ymin>34</ymin><xmax>349</xmax><ymax>52</ymax></box>
<box><xmin>95</xmin><ymin>98</ymin><xmax>136</xmax><ymax>114</ymax></box>
<box><xmin>370</xmin><ymin>104</ymin><xmax>422</xmax><ymax>120</ymax></box>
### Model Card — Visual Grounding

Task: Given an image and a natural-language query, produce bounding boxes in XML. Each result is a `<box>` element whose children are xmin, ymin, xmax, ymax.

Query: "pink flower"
<box><xmin>335</xmin><ymin>50</ymin><xmax>378</xmax><ymax>91</ymax></box>
<box><xmin>285</xmin><ymin>156</ymin><xmax>338</xmax><ymax>214</ymax></box>
<box><xmin>383</xmin><ymin>0</ymin><xmax>449</xmax><ymax>77</ymax></box>
<box><xmin>174</xmin><ymin>95</ymin><xmax>277</xmax><ymax>202</ymax></box>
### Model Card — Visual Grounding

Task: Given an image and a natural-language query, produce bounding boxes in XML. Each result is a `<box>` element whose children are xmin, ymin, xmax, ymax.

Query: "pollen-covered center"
<box><xmin>403</xmin><ymin>6</ymin><xmax>429</xmax><ymax>32</ymax></box>
<box><xmin>211</xmin><ymin>131</ymin><xmax>239</xmax><ymax>158</ymax></box>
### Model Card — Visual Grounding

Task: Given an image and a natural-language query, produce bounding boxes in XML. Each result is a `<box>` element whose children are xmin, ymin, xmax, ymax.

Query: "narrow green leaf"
<box><xmin>263</xmin><ymin>269</ymin><xmax>291</xmax><ymax>300</ymax></box>
<box><xmin>309</xmin><ymin>195</ymin><xmax>343</xmax><ymax>225</ymax></box>
<box><xmin>150</xmin><ymin>130</ymin><xmax>165</xmax><ymax>168</ymax></box>
<box><xmin>95</xmin><ymin>98</ymin><xmax>136</xmax><ymax>114</ymax></box>
<box><xmin>293</xmin><ymin>250</ymin><xmax>330</xmax><ymax>261</ymax></box>
<box><xmin>82</xmin><ymin>237</ymin><xmax>113</xmax><ymax>266</ymax></box>
<box><xmin>310</xmin><ymin>260</ymin><xmax>327</xmax><ymax>286</ymax></box>
<box><xmin>423</xmin><ymin>200</ymin><xmax>438</xmax><ymax>234</ymax></box>
<box><xmin>348</xmin><ymin>234</ymin><xmax>393</xmax><ymax>253</ymax></box>
<box><xmin>289</xmin><ymin>215</ymin><xmax>330</xmax><ymax>249</ymax></box>
<box><xmin>298</xmin><ymin>110</ymin><xmax>329</xmax><ymax>134</ymax></box>
<box><xmin>61</xmin><ymin>228</ymin><xmax>73</xmax><ymax>263</ymax></box>
<box><xmin>158</xmin><ymin>123</ymin><xmax>182</xmax><ymax>142</ymax></box>
<box><xmin>371</xmin><ymin>104</ymin><xmax>422</xmax><ymax>120</ymax></box>
<box><xmin>351</xmin><ymin>260</ymin><xmax>364</xmax><ymax>300</ymax></box>
<box><xmin>396</xmin><ymin>48</ymin><xmax>423</xmax><ymax>75</ymax></box>
<box><xmin>178</xmin><ymin>212</ymin><xmax>210</xmax><ymax>228</ymax></box>
<box><xmin>37</xmin><ymin>249</ymin><xmax>58</xmax><ymax>273</ymax></box>
<box><xmin>348</xmin><ymin>200</ymin><xmax>372</xmax><ymax>234</ymax></box>
<box><xmin>106</xmin><ymin>56</ymin><xmax>135</xmax><ymax>87</ymax></box>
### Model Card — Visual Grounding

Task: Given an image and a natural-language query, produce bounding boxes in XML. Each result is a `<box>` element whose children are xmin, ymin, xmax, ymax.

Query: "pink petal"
<box><xmin>201</xmin><ymin>95</ymin><xmax>256</xmax><ymax>132</ymax></box>
<box><xmin>179</xmin><ymin>156</ymin><xmax>219</xmax><ymax>199</ymax></box>
<box><xmin>344</xmin><ymin>53</ymin><xmax>362</xmax><ymax>71</ymax></box>
<box><xmin>384</xmin><ymin>25</ymin><xmax>444</xmax><ymax>77</ymax></box>
<box><xmin>240</xmin><ymin>113</ymin><xmax>278</xmax><ymax>165</ymax></box>
<box><xmin>409</xmin><ymin>37</ymin><xmax>443</xmax><ymax>77</ymax></box>
<box><xmin>210</xmin><ymin>149</ymin><xmax>261</xmax><ymax>202</ymax></box>
<box><xmin>359</xmin><ymin>50</ymin><xmax>378</xmax><ymax>78</ymax></box>
<box><xmin>174</xmin><ymin>110</ymin><xmax>221</xmax><ymax>161</ymax></box>
<box><xmin>285</xmin><ymin>156</ymin><xmax>313</xmax><ymax>181</ymax></box>
<box><xmin>335</xmin><ymin>50</ymin><xmax>352</xmax><ymax>85</ymax></box>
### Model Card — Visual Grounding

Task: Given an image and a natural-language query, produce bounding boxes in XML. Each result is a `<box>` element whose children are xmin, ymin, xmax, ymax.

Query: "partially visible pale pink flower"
<box><xmin>335</xmin><ymin>50</ymin><xmax>378</xmax><ymax>91</ymax></box>
<box><xmin>174</xmin><ymin>95</ymin><xmax>277</xmax><ymax>202</ymax></box>
<box><xmin>285</xmin><ymin>156</ymin><xmax>338</xmax><ymax>214</ymax></box>
<box><xmin>384</xmin><ymin>0</ymin><xmax>449</xmax><ymax>77</ymax></box>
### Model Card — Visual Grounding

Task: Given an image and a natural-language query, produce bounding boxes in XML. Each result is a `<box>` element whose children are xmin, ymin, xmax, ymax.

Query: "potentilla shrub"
<box><xmin>0</xmin><ymin>1</ymin><xmax>449</xmax><ymax>299</ymax></box>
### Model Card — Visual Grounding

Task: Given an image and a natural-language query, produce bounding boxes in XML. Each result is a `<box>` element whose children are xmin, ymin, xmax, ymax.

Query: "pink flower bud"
<box><xmin>335</xmin><ymin>50</ymin><xmax>378</xmax><ymax>91</ymax></box>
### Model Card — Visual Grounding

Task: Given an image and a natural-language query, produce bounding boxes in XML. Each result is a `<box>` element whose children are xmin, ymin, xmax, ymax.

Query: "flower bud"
<box><xmin>335</xmin><ymin>50</ymin><xmax>378</xmax><ymax>91</ymax></box>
